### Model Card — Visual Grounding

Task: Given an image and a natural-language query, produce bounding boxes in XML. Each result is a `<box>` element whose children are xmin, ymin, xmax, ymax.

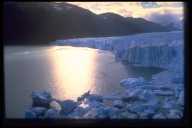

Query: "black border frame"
<box><xmin>1</xmin><ymin>0</ymin><xmax>191</xmax><ymax>128</ymax></box>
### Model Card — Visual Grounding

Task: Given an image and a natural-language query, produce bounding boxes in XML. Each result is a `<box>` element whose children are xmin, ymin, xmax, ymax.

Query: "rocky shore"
<box><xmin>25</xmin><ymin>31</ymin><xmax>184</xmax><ymax>119</ymax></box>
<box><xmin>25</xmin><ymin>70</ymin><xmax>184</xmax><ymax>119</ymax></box>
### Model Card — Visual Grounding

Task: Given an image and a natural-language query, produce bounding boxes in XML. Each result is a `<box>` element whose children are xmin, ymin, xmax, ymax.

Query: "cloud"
<box><xmin>157</xmin><ymin>2</ymin><xmax>183</xmax><ymax>7</ymax></box>
<box><xmin>67</xmin><ymin>2</ymin><xmax>184</xmax><ymax>26</ymax></box>
<box><xmin>146</xmin><ymin>11</ymin><xmax>181</xmax><ymax>24</ymax></box>
<box><xmin>145</xmin><ymin>10</ymin><xmax>183</xmax><ymax>29</ymax></box>
<box><xmin>140</xmin><ymin>2</ymin><xmax>160</xmax><ymax>8</ymax></box>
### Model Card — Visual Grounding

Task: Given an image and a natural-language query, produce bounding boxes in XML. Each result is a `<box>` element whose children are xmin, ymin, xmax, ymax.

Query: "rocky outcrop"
<box><xmin>31</xmin><ymin>91</ymin><xmax>52</xmax><ymax>108</ymax></box>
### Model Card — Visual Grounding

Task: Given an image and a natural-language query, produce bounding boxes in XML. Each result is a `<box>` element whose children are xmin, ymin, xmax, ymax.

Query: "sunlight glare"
<box><xmin>48</xmin><ymin>46</ymin><xmax>97</xmax><ymax>100</ymax></box>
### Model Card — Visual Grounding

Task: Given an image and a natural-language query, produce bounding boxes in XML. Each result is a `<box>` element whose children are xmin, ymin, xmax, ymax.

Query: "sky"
<box><xmin>67</xmin><ymin>2</ymin><xmax>184</xmax><ymax>27</ymax></box>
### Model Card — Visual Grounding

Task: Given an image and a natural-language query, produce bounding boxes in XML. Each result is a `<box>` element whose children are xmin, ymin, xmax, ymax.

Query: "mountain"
<box><xmin>3</xmin><ymin>2</ymin><xmax>177</xmax><ymax>45</ymax></box>
<box><xmin>163</xmin><ymin>22</ymin><xmax>182</xmax><ymax>30</ymax></box>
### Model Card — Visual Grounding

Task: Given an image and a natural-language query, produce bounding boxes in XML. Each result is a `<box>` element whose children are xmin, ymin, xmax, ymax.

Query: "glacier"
<box><xmin>24</xmin><ymin>31</ymin><xmax>184</xmax><ymax>119</ymax></box>
<box><xmin>51</xmin><ymin>31</ymin><xmax>183</xmax><ymax>73</ymax></box>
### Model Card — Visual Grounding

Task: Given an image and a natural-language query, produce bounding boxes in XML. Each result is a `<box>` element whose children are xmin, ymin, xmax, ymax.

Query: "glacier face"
<box><xmin>51</xmin><ymin>31</ymin><xmax>183</xmax><ymax>72</ymax></box>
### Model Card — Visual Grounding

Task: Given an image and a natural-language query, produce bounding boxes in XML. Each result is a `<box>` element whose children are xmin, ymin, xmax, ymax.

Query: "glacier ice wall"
<box><xmin>51</xmin><ymin>31</ymin><xmax>183</xmax><ymax>72</ymax></box>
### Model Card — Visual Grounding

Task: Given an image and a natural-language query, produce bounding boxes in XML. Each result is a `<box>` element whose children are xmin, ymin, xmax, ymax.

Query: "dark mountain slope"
<box><xmin>3</xmin><ymin>2</ymin><xmax>177</xmax><ymax>45</ymax></box>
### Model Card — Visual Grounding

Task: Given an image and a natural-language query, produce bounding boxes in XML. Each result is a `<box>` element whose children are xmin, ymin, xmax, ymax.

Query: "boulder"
<box><xmin>152</xmin><ymin>113</ymin><xmax>166</xmax><ymax>119</ymax></box>
<box><xmin>78</xmin><ymin>91</ymin><xmax>103</xmax><ymax>102</ymax></box>
<box><xmin>120</xmin><ymin>77</ymin><xmax>145</xmax><ymax>88</ymax></box>
<box><xmin>139</xmin><ymin>113</ymin><xmax>149</xmax><ymax>119</ymax></box>
<box><xmin>172</xmin><ymin>76</ymin><xmax>183</xmax><ymax>84</ymax></box>
<box><xmin>85</xmin><ymin>100</ymin><xmax>105</xmax><ymax>108</ymax></box>
<box><xmin>83</xmin><ymin>106</ymin><xmax>118</xmax><ymax>119</ymax></box>
<box><xmin>121</xmin><ymin>88</ymin><xmax>144</xmax><ymax>102</ymax></box>
<box><xmin>69</xmin><ymin>106</ymin><xmax>89</xmax><ymax>118</ymax></box>
<box><xmin>103</xmin><ymin>107</ymin><xmax>120</xmax><ymax>118</ymax></box>
<box><xmin>25</xmin><ymin>109</ymin><xmax>36</xmax><ymax>119</ymax></box>
<box><xmin>140</xmin><ymin>108</ymin><xmax>156</xmax><ymax>119</ymax></box>
<box><xmin>141</xmin><ymin>85</ymin><xmax>158</xmax><ymax>90</ymax></box>
<box><xmin>162</xmin><ymin>99</ymin><xmax>175</xmax><ymax>109</ymax></box>
<box><xmin>177</xmin><ymin>90</ymin><xmax>184</xmax><ymax>106</ymax></box>
<box><xmin>128</xmin><ymin>102</ymin><xmax>158</xmax><ymax>116</ymax></box>
<box><xmin>142</xmin><ymin>90</ymin><xmax>159</xmax><ymax>102</ymax></box>
<box><xmin>87</xmin><ymin>94</ymin><xmax>103</xmax><ymax>102</ymax></box>
<box><xmin>44</xmin><ymin>109</ymin><xmax>59</xmax><ymax>118</ymax></box>
<box><xmin>50</xmin><ymin>100</ymin><xmax>62</xmax><ymax>112</ymax></box>
<box><xmin>77</xmin><ymin>90</ymin><xmax>91</xmax><ymax>102</ymax></box>
<box><xmin>31</xmin><ymin>107</ymin><xmax>47</xmax><ymax>117</ymax></box>
<box><xmin>113</xmin><ymin>100</ymin><xmax>124</xmax><ymax>109</ymax></box>
<box><xmin>166</xmin><ymin>109</ymin><xmax>183</xmax><ymax>119</ymax></box>
<box><xmin>103</xmin><ymin>95</ymin><xmax>121</xmax><ymax>100</ymax></box>
<box><xmin>31</xmin><ymin>91</ymin><xmax>52</xmax><ymax>108</ymax></box>
<box><xmin>103</xmin><ymin>99</ymin><xmax>113</xmax><ymax>107</ymax></box>
<box><xmin>153</xmin><ymin>90</ymin><xmax>174</xmax><ymax>96</ymax></box>
<box><xmin>83</xmin><ymin>108</ymin><xmax>98</xmax><ymax>119</ymax></box>
<box><xmin>60</xmin><ymin>100</ymin><xmax>78</xmax><ymax>115</ymax></box>
<box><xmin>119</xmin><ymin>112</ymin><xmax>138</xmax><ymax>119</ymax></box>
<box><xmin>174</xmin><ymin>87</ymin><xmax>183</xmax><ymax>98</ymax></box>
<box><xmin>128</xmin><ymin>104</ymin><xmax>147</xmax><ymax>114</ymax></box>
<box><xmin>158</xmin><ymin>86</ymin><xmax>173</xmax><ymax>91</ymax></box>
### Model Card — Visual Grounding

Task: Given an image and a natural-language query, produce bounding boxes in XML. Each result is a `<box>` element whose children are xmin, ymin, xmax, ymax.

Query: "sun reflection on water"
<box><xmin>48</xmin><ymin>46</ymin><xmax>97</xmax><ymax>100</ymax></box>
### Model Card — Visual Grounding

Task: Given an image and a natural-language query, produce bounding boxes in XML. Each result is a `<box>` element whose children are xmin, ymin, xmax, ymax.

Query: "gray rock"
<box><xmin>103</xmin><ymin>95</ymin><xmax>121</xmax><ymax>100</ymax></box>
<box><xmin>120</xmin><ymin>112</ymin><xmax>138</xmax><ymax>119</ymax></box>
<box><xmin>44</xmin><ymin>109</ymin><xmax>59</xmax><ymax>118</ymax></box>
<box><xmin>139</xmin><ymin>113</ymin><xmax>149</xmax><ymax>119</ymax></box>
<box><xmin>83</xmin><ymin>106</ymin><xmax>119</xmax><ymax>119</ymax></box>
<box><xmin>162</xmin><ymin>99</ymin><xmax>175</xmax><ymax>109</ymax></box>
<box><xmin>141</xmin><ymin>85</ymin><xmax>158</xmax><ymax>90</ymax></box>
<box><xmin>142</xmin><ymin>89</ymin><xmax>157</xmax><ymax>101</ymax></box>
<box><xmin>82</xmin><ymin>108</ymin><xmax>98</xmax><ymax>119</ymax></box>
<box><xmin>31</xmin><ymin>107</ymin><xmax>47</xmax><ymax>117</ymax></box>
<box><xmin>25</xmin><ymin>109</ymin><xmax>36</xmax><ymax>118</ymax></box>
<box><xmin>49</xmin><ymin>100</ymin><xmax>62</xmax><ymax>112</ymax></box>
<box><xmin>135</xmin><ymin>102</ymin><xmax>158</xmax><ymax>119</ymax></box>
<box><xmin>121</xmin><ymin>88</ymin><xmax>144</xmax><ymax>102</ymax></box>
<box><xmin>113</xmin><ymin>100</ymin><xmax>124</xmax><ymax>109</ymax></box>
<box><xmin>177</xmin><ymin>90</ymin><xmax>184</xmax><ymax>105</ymax></box>
<box><xmin>142</xmin><ymin>85</ymin><xmax>173</xmax><ymax>91</ymax></box>
<box><xmin>85</xmin><ymin>100</ymin><xmax>104</xmax><ymax>108</ymax></box>
<box><xmin>172</xmin><ymin>76</ymin><xmax>183</xmax><ymax>84</ymax></box>
<box><xmin>128</xmin><ymin>104</ymin><xmax>147</xmax><ymax>114</ymax></box>
<box><xmin>152</xmin><ymin>113</ymin><xmax>166</xmax><ymax>119</ymax></box>
<box><xmin>120</xmin><ymin>77</ymin><xmax>145</xmax><ymax>88</ymax></box>
<box><xmin>69</xmin><ymin>106</ymin><xmax>89</xmax><ymax>117</ymax></box>
<box><xmin>128</xmin><ymin>102</ymin><xmax>158</xmax><ymax>117</ymax></box>
<box><xmin>60</xmin><ymin>100</ymin><xmax>78</xmax><ymax>115</ymax></box>
<box><xmin>166</xmin><ymin>109</ymin><xmax>183</xmax><ymax>119</ymax></box>
<box><xmin>153</xmin><ymin>90</ymin><xmax>174</xmax><ymax>96</ymax></box>
<box><xmin>141</xmin><ymin>109</ymin><xmax>155</xmax><ymax>119</ymax></box>
<box><xmin>158</xmin><ymin>86</ymin><xmax>173</xmax><ymax>91</ymax></box>
<box><xmin>175</xmin><ymin>87</ymin><xmax>183</xmax><ymax>98</ymax></box>
<box><xmin>102</xmin><ymin>106</ymin><xmax>120</xmax><ymax>118</ymax></box>
<box><xmin>31</xmin><ymin>91</ymin><xmax>52</xmax><ymax>108</ymax></box>
<box><xmin>87</xmin><ymin>94</ymin><xmax>103</xmax><ymax>102</ymax></box>
<box><xmin>77</xmin><ymin>90</ymin><xmax>91</xmax><ymax>102</ymax></box>
<box><xmin>78</xmin><ymin>91</ymin><xmax>103</xmax><ymax>103</ymax></box>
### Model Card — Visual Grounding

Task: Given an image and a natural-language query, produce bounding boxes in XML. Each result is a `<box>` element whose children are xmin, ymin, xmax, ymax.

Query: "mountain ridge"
<box><xmin>3</xmin><ymin>2</ymin><xmax>177</xmax><ymax>45</ymax></box>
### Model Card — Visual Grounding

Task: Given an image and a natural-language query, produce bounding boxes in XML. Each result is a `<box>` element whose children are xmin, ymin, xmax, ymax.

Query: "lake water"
<box><xmin>4</xmin><ymin>46</ymin><xmax>163</xmax><ymax>118</ymax></box>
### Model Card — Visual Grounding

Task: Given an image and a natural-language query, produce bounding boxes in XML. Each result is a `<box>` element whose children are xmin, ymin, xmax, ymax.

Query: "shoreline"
<box><xmin>24</xmin><ymin>31</ymin><xmax>184</xmax><ymax>119</ymax></box>
<box><xmin>25</xmin><ymin>70</ymin><xmax>184</xmax><ymax>119</ymax></box>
